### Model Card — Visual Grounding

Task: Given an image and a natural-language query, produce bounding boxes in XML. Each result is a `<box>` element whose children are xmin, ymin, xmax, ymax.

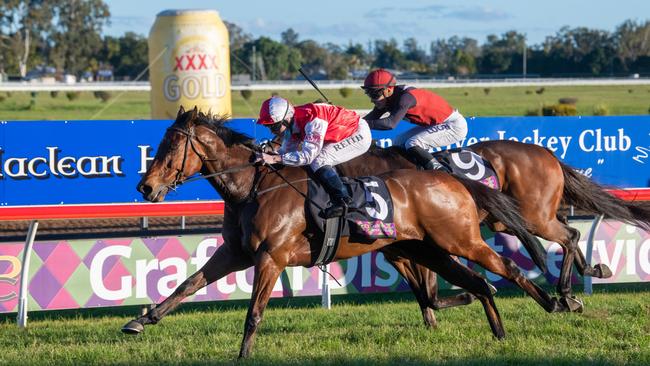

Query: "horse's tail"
<box><xmin>457</xmin><ymin>176</ymin><xmax>548</xmax><ymax>273</ymax></box>
<box><xmin>559</xmin><ymin>160</ymin><xmax>650</xmax><ymax>232</ymax></box>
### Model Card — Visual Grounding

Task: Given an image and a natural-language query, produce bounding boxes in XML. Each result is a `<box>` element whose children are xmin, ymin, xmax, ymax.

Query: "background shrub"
<box><xmin>524</xmin><ymin>107</ymin><xmax>542</xmax><ymax>116</ymax></box>
<box><xmin>593</xmin><ymin>104</ymin><xmax>610</xmax><ymax>116</ymax></box>
<box><xmin>339</xmin><ymin>87</ymin><xmax>352</xmax><ymax>98</ymax></box>
<box><xmin>558</xmin><ymin>97</ymin><xmax>578</xmax><ymax>105</ymax></box>
<box><xmin>93</xmin><ymin>91</ymin><xmax>112</xmax><ymax>102</ymax></box>
<box><xmin>66</xmin><ymin>91</ymin><xmax>80</xmax><ymax>101</ymax></box>
<box><xmin>542</xmin><ymin>103</ymin><xmax>577</xmax><ymax>116</ymax></box>
<box><xmin>50</xmin><ymin>91</ymin><xmax>59</xmax><ymax>98</ymax></box>
<box><xmin>240</xmin><ymin>89</ymin><xmax>252</xmax><ymax>100</ymax></box>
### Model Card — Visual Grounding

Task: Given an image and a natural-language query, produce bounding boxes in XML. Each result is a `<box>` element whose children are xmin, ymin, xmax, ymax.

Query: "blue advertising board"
<box><xmin>0</xmin><ymin>116</ymin><xmax>648</xmax><ymax>206</ymax></box>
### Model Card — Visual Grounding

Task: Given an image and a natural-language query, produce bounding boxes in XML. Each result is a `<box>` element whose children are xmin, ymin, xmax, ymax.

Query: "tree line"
<box><xmin>1</xmin><ymin>1</ymin><xmax>648</xmax><ymax>80</ymax></box>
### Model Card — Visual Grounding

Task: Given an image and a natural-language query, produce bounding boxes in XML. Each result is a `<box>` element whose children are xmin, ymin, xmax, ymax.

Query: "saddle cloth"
<box><xmin>433</xmin><ymin>148</ymin><xmax>500</xmax><ymax>189</ymax></box>
<box><xmin>306</xmin><ymin>176</ymin><xmax>397</xmax><ymax>240</ymax></box>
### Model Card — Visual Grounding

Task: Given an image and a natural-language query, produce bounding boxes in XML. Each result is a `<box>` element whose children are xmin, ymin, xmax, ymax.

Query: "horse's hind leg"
<box><xmin>413</xmin><ymin>243</ymin><xmax>505</xmax><ymax>339</ymax></box>
<box><xmin>556</xmin><ymin>214</ymin><xmax>612</xmax><ymax>280</ymax></box>
<box><xmin>122</xmin><ymin>243</ymin><xmax>253</xmax><ymax>334</ymax></box>
<box><xmin>239</xmin><ymin>250</ymin><xmax>284</xmax><ymax>359</ymax></box>
<box><xmin>383</xmin><ymin>244</ymin><xmax>474</xmax><ymax>328</ymax></box>
<box><xmin>448</xmin><ymin>238</ymin><xmax>566</xmax><ymax>313</ymax></box>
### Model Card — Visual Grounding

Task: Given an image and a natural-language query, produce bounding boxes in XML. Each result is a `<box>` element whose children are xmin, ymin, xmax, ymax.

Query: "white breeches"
<box><xmin>310</xmin><ymin>119</ymin><xmax>372</xmax><ymax>171</ymax></box>
<box><xmin>394</xmin><ymin>111</ymin><xmax>468</xmax><ymax>150</ymax></box>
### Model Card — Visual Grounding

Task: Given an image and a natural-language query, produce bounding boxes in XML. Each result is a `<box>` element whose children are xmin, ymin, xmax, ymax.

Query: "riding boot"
<box><xmin>407</xmin><ymin>146</ymin><xmax>450</xmax><ymax>172</ymax></box>
<box><xmin>314</xmin><ymin>166</ymin><xmax>352</xmax><ymax>218</ymax></box>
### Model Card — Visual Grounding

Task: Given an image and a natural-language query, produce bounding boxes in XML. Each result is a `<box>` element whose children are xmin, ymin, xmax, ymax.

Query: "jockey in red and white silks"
<box><xmin>257</xmin><ymin>96</ymin><xmax>372</xmax><ymax>217</ymax></box>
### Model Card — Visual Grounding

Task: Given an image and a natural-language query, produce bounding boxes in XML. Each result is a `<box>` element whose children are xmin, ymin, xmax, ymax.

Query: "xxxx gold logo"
<box><xmin>0</xmin><ymin>255</ymin><xmax>21</xmax><ymax>302</ymax></box>
<box><xmin>174</xmin><ymin>52</ymin><xmax>220</xmax><ymax>72</ymax></box>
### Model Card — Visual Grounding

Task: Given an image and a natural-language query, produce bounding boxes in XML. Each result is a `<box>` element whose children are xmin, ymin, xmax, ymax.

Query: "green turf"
<box><xmin>1</xmin><ymin>287</ymin><xmax>648</xmax><ymax>365</ymax></box>
<box><xmin>1</xmin><ymin>84</ymin><xmax>649</xmax><ymax>121</ymax></box>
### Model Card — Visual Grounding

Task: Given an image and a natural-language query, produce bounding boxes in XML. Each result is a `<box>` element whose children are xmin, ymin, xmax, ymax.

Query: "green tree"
<box><xmin>0</xmin><ymin>1</ymin><xmax>55</xmax><ymax>76</ymax></box>
<box><xmin>296</xmin><ymin>40</ymin><xmax>328</xmax><ymax>76</ymax></box>
<box><xmin>49</xmin><ymin>0</ymin><xmax>110</xmax><ymax>76</ymax></box>
<box><xmin>373</xmin><ymin>39</ymin><xmax>406</xmax><ymax>69</ymax></box>
<box><xmin>281</xmin><ymin>28</ymin><xmax>299</xmax><ymax>47</ymax></box>
<box><xmin>234</xmin><ymin>37</ymin><xmax>301</xmax><ymax>80</ymax></box>
<box><xmin>100</xmin><ymin>32</ymin><xmax>147</xmax><ymax>80</ymax></box>
<box><xmin>479</xmin><ymin>31</ymin><xmax>525</xmax><ymax>74</ymax></box>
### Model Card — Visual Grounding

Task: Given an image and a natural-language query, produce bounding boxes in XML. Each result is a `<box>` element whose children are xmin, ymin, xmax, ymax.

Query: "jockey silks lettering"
<box><xmin>332</xmin><ymin>133</ymin><xmax>366</xmax><ymax>152</ymax></box>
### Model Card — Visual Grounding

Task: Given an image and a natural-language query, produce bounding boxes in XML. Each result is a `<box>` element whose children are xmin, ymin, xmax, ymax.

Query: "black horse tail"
<box><xmin>559</xmin><ymin>160</ymin><xmax>650</xmax><ymax>232</ymax></box>
<box><xmin>457</xmin><ymin>176</ymin><xmax>548</xmax><ymax>273</ymax></box>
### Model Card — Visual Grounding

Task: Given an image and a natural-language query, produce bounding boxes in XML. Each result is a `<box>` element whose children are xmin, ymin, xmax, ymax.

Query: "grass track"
<box><xmin>1</xmin><ymin>84</ymin><xmax>649</xmax><ymax>120</ymax></box>
<box><xmin>1</xmin><ymin>287</ymin><xmax>648</xmax><ymax>365</ymax></box>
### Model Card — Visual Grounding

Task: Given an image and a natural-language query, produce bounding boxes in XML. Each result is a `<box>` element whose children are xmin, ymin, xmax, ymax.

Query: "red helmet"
<box><xmin>362</xmin><ymin>69</ymin><xmax>396</xmax><ymax>90</ymax></box>
<box><xmin>257</xmin><ymin>96</ymin><xmax>294</xmax><ymax>125</ymax></box>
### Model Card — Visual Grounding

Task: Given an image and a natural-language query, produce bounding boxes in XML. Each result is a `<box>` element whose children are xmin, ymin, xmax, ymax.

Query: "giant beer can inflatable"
<box><xmin>149</xmin><ymin>9</ymin><xmax>231</xmax><ymax>118</ymax></box>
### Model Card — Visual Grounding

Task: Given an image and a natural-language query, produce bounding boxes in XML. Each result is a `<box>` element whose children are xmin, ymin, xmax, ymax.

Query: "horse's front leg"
<box><xmin>239</xmin><ymin>250</ymin><xmax>284</xmax><ymax>359</ymax></box>
<box><xmin>122</xmin><ymin>243</ymin><xmax>253</xmax><ymax>334</ymax></box>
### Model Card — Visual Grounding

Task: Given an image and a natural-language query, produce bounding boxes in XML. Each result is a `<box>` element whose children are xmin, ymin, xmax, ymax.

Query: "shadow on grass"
<box><xmin>1</xmin><ymin>282</ymin><xmax>648</xmax><ymax>324</ymax></box>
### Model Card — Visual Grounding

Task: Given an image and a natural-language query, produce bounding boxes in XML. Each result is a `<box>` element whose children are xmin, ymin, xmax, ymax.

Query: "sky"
<box><xmin>105</xmin><ymin>0</ymin><xmax>650</xmax><ymax>47</ymax></box>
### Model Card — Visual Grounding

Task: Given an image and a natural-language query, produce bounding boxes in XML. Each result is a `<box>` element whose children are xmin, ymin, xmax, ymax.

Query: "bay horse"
<box><xmin>338</xmin><ymin>141</ymin><xmax>650</xmax><ymax>325</ymax></box>
<box><xmin>122</xmin><ymin>107</ymin><xmax>569</xmax><ymax>358</ymax></box>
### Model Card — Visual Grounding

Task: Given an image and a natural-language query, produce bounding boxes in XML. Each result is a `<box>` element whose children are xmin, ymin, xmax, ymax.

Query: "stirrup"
<box><xmin>322</xmin><ymin>199</ymin><xmax>349</xmax><ymax>219</ymax></box>
<box><xmin>425</xmin><ymin>159</ymin><xmax>450</xmax><ymax>173</ymax></box>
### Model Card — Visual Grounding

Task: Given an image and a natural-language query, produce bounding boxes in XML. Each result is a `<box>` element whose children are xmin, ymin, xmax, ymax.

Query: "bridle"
<box><xmin>165</xmin><ymin>125</ymin><xmax>257</xmax><ymax>190</ymax></box>
<box><xmin>163</xmin><ymin>123</ymin><xmax>323</xmax><ymax>208</ymax></box>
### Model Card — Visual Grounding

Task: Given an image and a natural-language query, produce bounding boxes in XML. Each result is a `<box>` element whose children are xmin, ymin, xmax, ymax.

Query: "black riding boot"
<box><xmin>407</xmin><ymin>146</ymin><xmax>450</xmax><ymax>172</ymax></box>
<box><xmin>314</xmin><ymin>166</ymin><xmax>352</xmax><ymax>218</ymax></box>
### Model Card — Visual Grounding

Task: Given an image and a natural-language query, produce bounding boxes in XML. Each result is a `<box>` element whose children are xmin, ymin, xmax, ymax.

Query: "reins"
<box><xmin>167</xmin><ymin>124</ymin><xmax>324</xmax><ymax>209</ymax></box>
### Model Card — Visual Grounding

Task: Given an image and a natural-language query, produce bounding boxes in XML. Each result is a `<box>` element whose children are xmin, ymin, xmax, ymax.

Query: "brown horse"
<box><xmin>122</xmin><ymin>107</ymin><xmax>569</xmax><ymax>358</ymax></box>
<box><xmin>338</xmin><ymin>141</ymin><xmax>650</xmax><ymax>325</ymax></box>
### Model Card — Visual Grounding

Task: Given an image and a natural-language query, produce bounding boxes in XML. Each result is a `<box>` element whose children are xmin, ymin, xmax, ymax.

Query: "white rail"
<box><xmin>0</xmin><ymin>77</ymin><xmax>649</xmax><ymax>92</ymax></box>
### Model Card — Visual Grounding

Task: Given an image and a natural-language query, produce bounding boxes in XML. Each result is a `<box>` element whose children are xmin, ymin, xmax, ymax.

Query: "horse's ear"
<box><xmin>191</xmin><ymin>106</ymin><xmax>198</xmax><ymax>118</ymax></box>
<box><xmin>177</xmin><ymin>105</ymin><xmax>185</xmax><ymax>118</ymax></box>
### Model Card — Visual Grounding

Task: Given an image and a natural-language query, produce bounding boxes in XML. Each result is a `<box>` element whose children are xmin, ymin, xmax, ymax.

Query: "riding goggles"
<box><xmin>362</xmin><ymin>87</ymin><xmax>385</xmax><ymax>100</ymax></box>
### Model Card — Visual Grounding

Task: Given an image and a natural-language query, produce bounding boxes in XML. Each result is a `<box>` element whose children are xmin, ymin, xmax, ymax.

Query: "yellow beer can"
<box><xmin>149</xmin><ymin>9</ymin><xmax>232</xmax><ymax>118</ymax></box>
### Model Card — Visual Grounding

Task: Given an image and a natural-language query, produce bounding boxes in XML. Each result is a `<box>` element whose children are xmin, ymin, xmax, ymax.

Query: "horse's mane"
<box><xmin>181</xmin><ymin>111</ymin><xmax>257</xmax><ymax>149</ymax></box>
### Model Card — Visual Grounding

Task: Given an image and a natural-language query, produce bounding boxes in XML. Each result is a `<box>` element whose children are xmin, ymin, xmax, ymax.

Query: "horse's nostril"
<box><xmin>139</xmin><ymin>184</ymin><xmax>153</xmax><ymax>196</ymax></box>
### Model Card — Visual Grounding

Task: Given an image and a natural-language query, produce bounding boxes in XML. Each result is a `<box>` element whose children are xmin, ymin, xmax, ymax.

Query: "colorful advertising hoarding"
<box><xmin>0</xmin><ymin>116</ymin><xmax>648</xmax><ymax>207</ymax></box>
<box><xmin>1</xmin><ymin>220</ymin><xmax>648</xmax><ymax>313</ymax></box>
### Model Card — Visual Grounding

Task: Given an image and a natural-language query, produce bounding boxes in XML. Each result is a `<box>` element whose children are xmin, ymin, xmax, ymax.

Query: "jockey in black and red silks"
<box><xmin>257</xmin><ymin>96</ymin><xmax>372</xmax><ymax>218</ymax></box>
<box><xmin>362</xmin><ymin>68</ymin><xmax>468</xmax><ymax>171</ymax></box>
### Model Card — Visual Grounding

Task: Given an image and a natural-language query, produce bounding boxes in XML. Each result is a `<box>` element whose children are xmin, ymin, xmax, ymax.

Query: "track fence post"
<box><xmin>321</xmin><ymin>264</ymin><xmax>331</xmax><ymax>309</ymax></box>
<box><xmin>17</xmin><ymin>220</ymin><xmax>39</xmax><ymax>328</ymax></box>
<box><xmin>584</xmin><ymin>214</ymin><xmax>604</xmax><ymax>295</ymax></box>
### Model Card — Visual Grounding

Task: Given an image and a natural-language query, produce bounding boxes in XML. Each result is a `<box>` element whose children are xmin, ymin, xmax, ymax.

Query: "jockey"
<box><xmin>361</xmin><ymin>68</ymin><xmax>468</xmax><ymax>172</ymax></box>
<box><xmin>256</xmin><ymin>96</ymin><xmax>372</xmax><ymax>218</ymax></box>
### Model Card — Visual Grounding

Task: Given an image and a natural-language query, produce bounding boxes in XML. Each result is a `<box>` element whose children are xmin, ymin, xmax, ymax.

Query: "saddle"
<box><xmin>433</xmin><ymin>148</ymin><xmax>500</xmax><ymax>189</ymax></box>
<box><xmin>306</xmin><ymin>176</ymin><xmax>397</xmax><ymax>266</ymax></box>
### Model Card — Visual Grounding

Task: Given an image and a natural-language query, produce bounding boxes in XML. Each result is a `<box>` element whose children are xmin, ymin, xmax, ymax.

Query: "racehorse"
<box><xmin>338</xmin><ymin>141</ymin><xmax>650</xmax><ymax>325</ymax></box>
<box><xmin>122</xmin><ymin>107</ymin><xmax>570</xmax><ymax>358</ymax></box>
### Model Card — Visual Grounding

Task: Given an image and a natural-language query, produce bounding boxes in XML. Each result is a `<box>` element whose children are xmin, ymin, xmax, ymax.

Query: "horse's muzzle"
<box><xmin>137</xmin><ymin>181</ymin><xmax>167</xmax><ymax>202</ymax></box>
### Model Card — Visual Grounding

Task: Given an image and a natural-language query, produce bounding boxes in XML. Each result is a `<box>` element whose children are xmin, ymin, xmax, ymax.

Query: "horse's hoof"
<box><xmin>594</xmin><ymin>263</ymin><xmax>613</xmax><ymax>279</ymax></box>
<box><xmin>121</xmin><ymin>320</ymin><xmax>144</xmax><ymax>335</ymax></box>
<box><xmin>550</xmin><ymin>297</ymin><xmax>569</xmax><ymax>313</ymax></box>
<box><xmin>560</xmin><ymin>296</ymin><xmax>584</xmax><ymax>313</ymax></box>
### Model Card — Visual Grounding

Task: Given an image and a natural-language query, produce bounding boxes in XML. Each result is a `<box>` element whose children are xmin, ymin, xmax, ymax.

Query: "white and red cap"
<box><xmin>257</xmin><ymin>96</ymin><xmax>295</xmax><ymax>125</ymax></box>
